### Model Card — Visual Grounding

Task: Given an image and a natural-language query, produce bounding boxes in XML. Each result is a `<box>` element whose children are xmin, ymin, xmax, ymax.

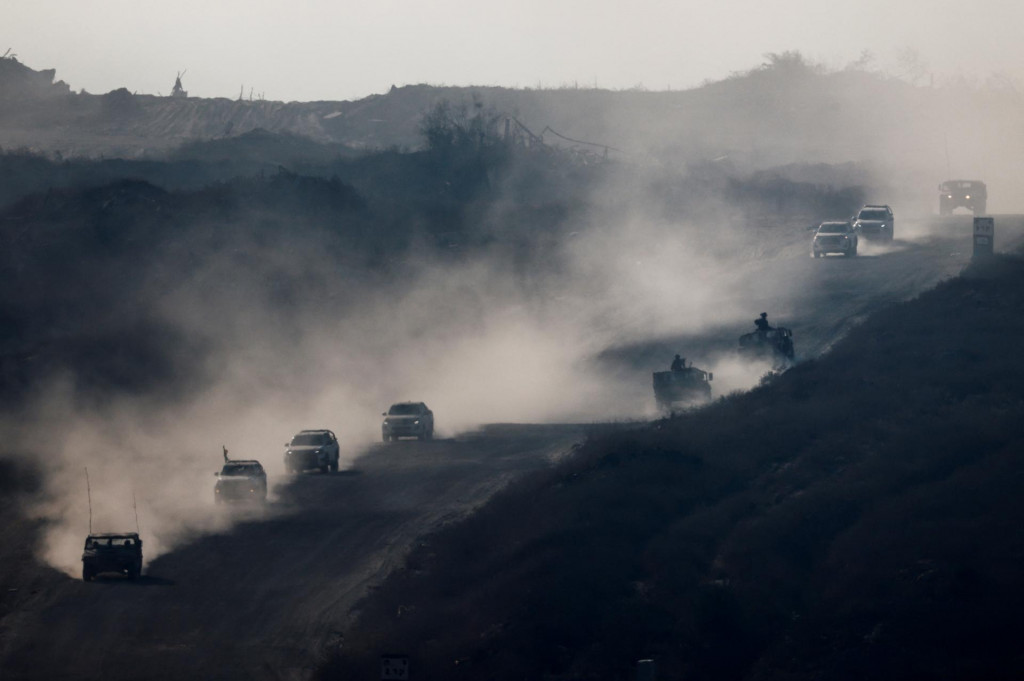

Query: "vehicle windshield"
<box><xmin>221</xmin><ymin>464</ymin><xmax>261</xmax><ymax>476</ymax></box>
<box><xmin>857</xmin><ymin>210</ymin><xmax>888</xmax><ymax>221</ymax></box>
<box><xmin>85</xmin><ymin>536</ymin><xmax>137</xmax><ymax>549</ymax></box>
<box><xmin>291</xmin><ymin>433</ymin><xmax>329</xmax><ymax>446</ymax></box>
<box><xmin>388</xmin><ymin>404</ymin><xmax>423</xmax><ymax>415</ymax></box>
<box><xmin>817</xmin><ymin>223</ymin><xmax>849</xmax><ymax>234</ymax></box>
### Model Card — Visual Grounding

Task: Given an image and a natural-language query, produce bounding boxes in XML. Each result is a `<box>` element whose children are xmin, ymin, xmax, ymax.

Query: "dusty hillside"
<box><xmin>322</xmin><ymin>253</ymin><xmax>1024</xmax><ymax>681</ymax></box>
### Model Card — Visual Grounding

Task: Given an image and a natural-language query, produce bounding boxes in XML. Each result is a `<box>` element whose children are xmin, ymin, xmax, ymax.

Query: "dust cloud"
<box><xmin>21</xmin><ymin>55</ymin><xmax>1024</xmax><ymax>573</ymax></box>
<box><xmin>11</xmin><ymin>166</ymin><xmax>808</xmax><ymax>575</ymax></box>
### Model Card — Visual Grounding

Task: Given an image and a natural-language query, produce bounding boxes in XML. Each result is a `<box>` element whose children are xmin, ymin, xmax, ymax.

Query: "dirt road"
<box><xmin>2</xmin><ymin>214</ymin><xmax>1020</xmax><ymax>681</ymax></box>
<box><xmin>604</xmin><ymin>214</ymin><xmax>1024</xmax><ymax>389</ymax></box>
<box><xmin>0</xmin><ymin>425</ymin><xmax>584</xmax><ymax>680</ymax></box>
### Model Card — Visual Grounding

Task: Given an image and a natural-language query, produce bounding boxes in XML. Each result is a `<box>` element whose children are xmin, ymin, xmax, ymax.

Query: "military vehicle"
<box><xmin>739</xmin><ymin>326</ymin><xmax>795</xmax><ymax>364</ymax></box>
<box><xmin>939</xmin><ymin>180</ymin><xmax>987</xmax><ymax>215</ymax></box>
<box><xmin>853</xmin><ymin>204</ymin><xmax>894</xmax><ymax>242</ymax></box>
<box><xmin>382</xmin><ymin>402</ymin><xmax>435</xmax><ymax>441</ymax></box>
<box><xmin>81</xmin><ymin>532</ymin><xmax>143</xmax><ymax>581</ymax></box>
<box><xmin>812</xmin><ymin>220</ymin><xmax>859</xmax><ymax>257</ymax></box>
<box><xmin>214</xmin><ymin>459</ymin><xmax>267</xmax><ymax>504</ymax></box>
<box><xmin>652</xmin><ymin>366</ymin><xmax>713</xmax><ymax>410</ymax></box>
<box><xmin>284</xmin><ymin>429</ymin><xmax>340</xmax><ymax>473</ymax></box>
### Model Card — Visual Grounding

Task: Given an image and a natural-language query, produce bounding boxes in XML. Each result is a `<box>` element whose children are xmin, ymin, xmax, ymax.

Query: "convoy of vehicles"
<box><xmin>82</xmin><ymin>532</ymin><xmax>143</xmax><ymax>581</ymax></box>
<box><xmin>285</xmin><ymin>429</ymin><xmax>340</xmax><ymax>473</ymax></box>
<box><xmin>939</xmin><ymin>180</ymin><xmax>986</xmax><ymax>215</ymax></box>
<box><xmin>382</xmin><ymin>402</ymin><xmax>435</xmax><ymax>441</ymax></box>
<box><xmin>812</xmin><ymin>220</ymin><xmax>859</xmax><ymax>257</ymax></box>
<box><xmin>853</xmin><ymin>204</ymin><xmax>894</xmax><ymax>242</ymax></box>
<box><xmin>214</xmin><ymin>460</ymin><xmax>268</xmax><ymax>504</ymax></box>
<box><xmin>87</xmin><ymin>192</ymin><xmax>931</xmax><ymax>583</ymax></box>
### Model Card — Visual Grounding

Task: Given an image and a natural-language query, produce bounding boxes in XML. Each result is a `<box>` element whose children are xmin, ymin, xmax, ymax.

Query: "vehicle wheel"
<box><xmin>425</xmin><ymin>428</ymin><xmax>434</xmax><ymax>441</ymax></box>
<box><xmin>813</xmin><ymin>251</ymin><xmax>822</xmax><ymax>258</ymax></box>
<box><xmin>128</xmin><ymin>563</ymin><xmax>140</xmax><ymax>580</ymax></box>
<box><xmin>382</xmin><ymin>433</ymin><xmax>389</xmax><ymax>443</ymax></box>
<box><xmin>83</xmin><ymin>565</ymin><xmax>94</xmax><ymax>582</ymax></box>
<box><xmin>319</xmin><ymin>464</ymin><xmax>329</xmax><ymax>474</ymax></box>
<box><xmin>330</xmin><ymin>458</ymin><xmax>339</xmax><ymax>473</ymax></box>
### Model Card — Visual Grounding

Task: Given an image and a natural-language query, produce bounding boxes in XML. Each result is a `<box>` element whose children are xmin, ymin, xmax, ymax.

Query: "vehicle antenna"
<box><xmin>85</xmin><ymin>467</ymin><xmax>93</xmax><ymax>534</ymax></box>
<box><xmin>133</xmin><ymin>491</ymin><xmax>140</xmax><ymax>534</ymax></box>
<box><xmin>944</xmin><ymin>133</ymin><xmax>951</xmax><ymax>178</ymax></box>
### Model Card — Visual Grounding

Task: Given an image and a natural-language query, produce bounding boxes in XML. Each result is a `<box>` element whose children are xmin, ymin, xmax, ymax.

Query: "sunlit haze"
<box><xmin>5</xmin><ymin>0</ymin><xmax>1023</xmax><ymax>101</ymax></box>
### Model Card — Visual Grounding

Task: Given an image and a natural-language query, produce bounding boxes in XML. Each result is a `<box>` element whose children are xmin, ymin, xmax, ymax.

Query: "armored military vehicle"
<box><xmin>284</xmin><ymin>429</ymin><xmax>340</xmax><ymax>473</ymax></box>
<box><xmin>81</xmin><ymin>532</ymin><xmax>143</xmax><ymax>581</ymax></box>
<box><xmin>652</xmin><ymin>366</ymin><xmax>713</xmax><ymax>411</ymax></box>
<box><xmin>853</xmin><ymin>204</ymin><xmax>894</xmax><ymax>242</ymax></box>
<box><xmin>739</xmin><ymin>327</ymin><xmax>795</xmax><ymax>365</ymax></box>
<box><xmin>382</xmin><ymin>402</ymin><xmax>435</xmax><ymax>441</ymax></box>
<box><xmin>939</xmin><ymin>180</ymin><xmax>986</xmax><ymax>215</ymax></box>
<box><xmin>214</xmin><ymin>459</ymin><xmax>267</xmax><ymax>504</ymax></box>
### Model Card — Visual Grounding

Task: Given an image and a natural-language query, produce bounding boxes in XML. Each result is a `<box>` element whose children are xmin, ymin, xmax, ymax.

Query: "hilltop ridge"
<box><xmin>2</xmin><ymin>55</ymin><xmax>1022</xmax><ymax>214</ymax></box>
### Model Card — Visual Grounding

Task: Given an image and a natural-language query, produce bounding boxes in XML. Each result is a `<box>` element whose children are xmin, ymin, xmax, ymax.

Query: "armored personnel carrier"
<box><xmin>653</xmin><ymin>366</ymin><xmax>713</xmax><ymax>411</ymax></box>
<box><xmin>739</xmin><ymin>327</ymin><xmax>795</xmax><ymax>365</ymax></box>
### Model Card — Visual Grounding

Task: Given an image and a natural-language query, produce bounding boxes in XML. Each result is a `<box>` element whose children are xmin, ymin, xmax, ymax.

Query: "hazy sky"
<box><xmin>5</xmin><ymin>0</ymin><xmax>1023</xmax><ymax>101</ymax></box>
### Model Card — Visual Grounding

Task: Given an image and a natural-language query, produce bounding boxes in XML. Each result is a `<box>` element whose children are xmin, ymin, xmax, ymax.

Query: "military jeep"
<box><xmin>739</xmin><ymin>327</ymin><xmax>796</xmax><ymax>365</ymax></box>
<box><xmin>652</xmin><ymin>367</ymin><xmax>713</xmax><ymax>410</ymax></box>
<box><xmin>82</xmin><ymin>532</ymin><xmax>143</xmax><ymax>581</ymax></box>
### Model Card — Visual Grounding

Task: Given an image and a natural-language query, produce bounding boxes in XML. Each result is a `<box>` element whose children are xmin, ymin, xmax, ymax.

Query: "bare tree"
<box><xmin>419</xmin><ymin>94</ymin><xmax>504</xmax><ymax>151</ymax></box>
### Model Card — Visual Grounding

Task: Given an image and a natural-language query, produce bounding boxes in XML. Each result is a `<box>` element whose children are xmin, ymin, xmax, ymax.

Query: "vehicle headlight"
<box><xmin>383</xmin><ymin>419</ymin><xmax>389</xmax><ymax>425</ymax></box>
<box><xmin>413</xmin><ymin>419</ymin><xmax>420</xmax><ymax>425</ymax></box>
<box><xmin>965</xmin><ymin>195</ymin><xmax>971</xmax><ymax>200</ymax></box>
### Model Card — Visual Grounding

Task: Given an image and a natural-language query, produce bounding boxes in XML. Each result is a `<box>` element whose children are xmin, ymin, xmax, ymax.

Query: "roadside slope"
<box><xmin>323</xmin><ymin>254</ymin><xmax>1024</xmax><ymax>681</ymax></box>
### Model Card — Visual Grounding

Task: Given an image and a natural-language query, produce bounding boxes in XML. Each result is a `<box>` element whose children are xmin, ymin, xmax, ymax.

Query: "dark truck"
<box><xmin>653</xmin><ymin>367</ymin><xmax>713</xmax><ymax>411</ymax></box>
<box><xmin>214</xmin><ymin>459</ymin><xmax>267</xmax><ymax>504</ymax></box>
<box><xmin>739</xmin><ymin>326</ymin><xmax>795</xmax><ymax>365</ymax></box>
<box><xmin>82</xmin><ymin>532</ymin><xmax>143</xmax><ymax>581</ymax></box>
<box><xmin>939</xmin><ymin>180</ymin><xmax>987</xmax><ymax>215</ymax></box>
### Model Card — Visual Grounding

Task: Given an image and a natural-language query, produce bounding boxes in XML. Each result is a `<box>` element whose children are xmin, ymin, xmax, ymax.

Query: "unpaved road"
<box><xmin>1</xmin><ymin>214</ymin><xmax>1021</xmax><ymax>681</ymax></box>
<box><xmin>605</xmin><ymin>214</ymin><xmax>1024</xmax><ymax>383</ymax></box>
<box><xmin>0</xmin><ymin>425</ymin><xmax>584</xmax><ymax>681</ymax></box>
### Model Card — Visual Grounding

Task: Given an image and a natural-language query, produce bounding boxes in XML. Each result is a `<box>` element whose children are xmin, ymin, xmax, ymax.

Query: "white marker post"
<box><xmin>973</xmin><ymin>216</ymin><xmax>994</xmax><ymax>260</ymax></box>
